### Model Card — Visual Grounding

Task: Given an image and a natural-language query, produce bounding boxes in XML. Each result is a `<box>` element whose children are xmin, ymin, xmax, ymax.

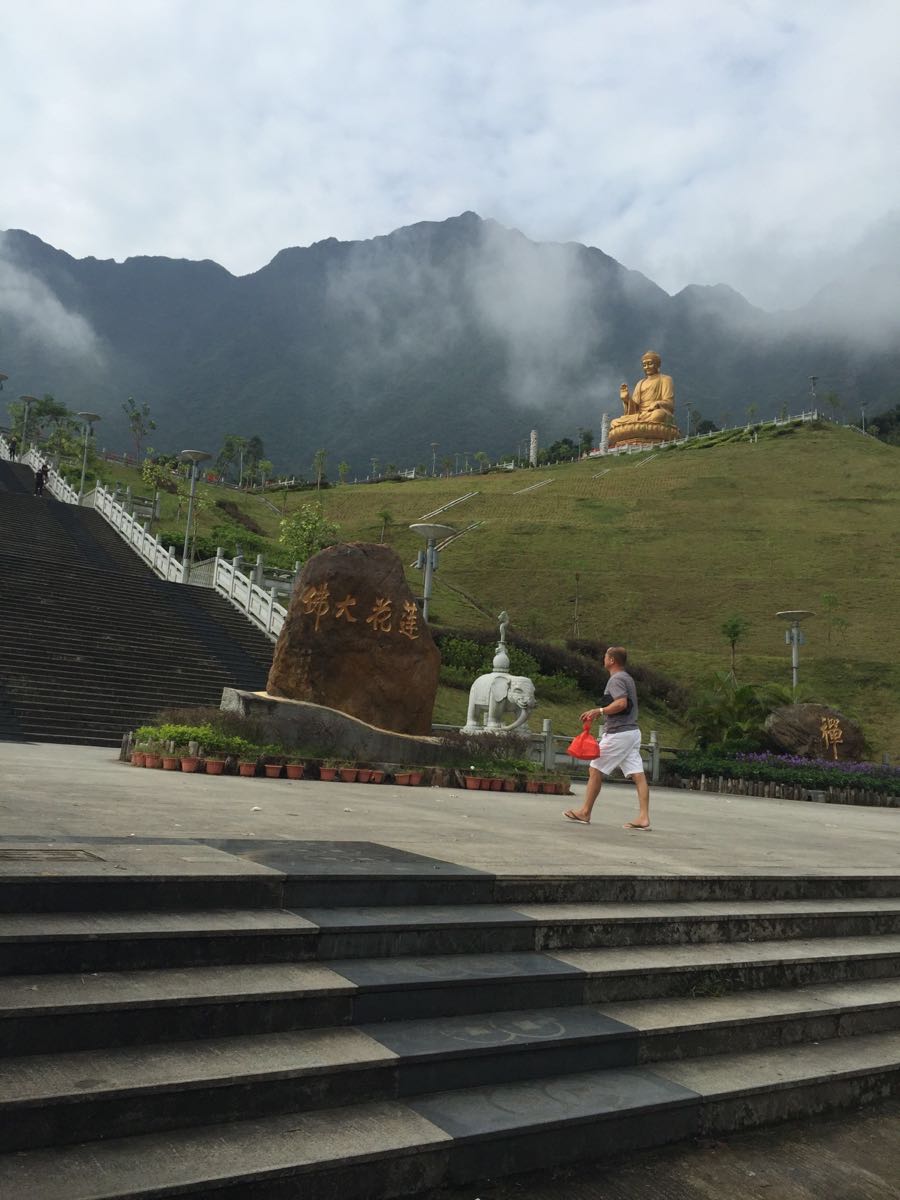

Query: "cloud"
<box><xmin>1</xmin><ymin>1</ymin><xmax>899</xmax><ymax>309</ymax></box>
<box><xmin>0</xmin><ymin>235</ymin><xmax>104</xmax><ymax>362</ymax></box>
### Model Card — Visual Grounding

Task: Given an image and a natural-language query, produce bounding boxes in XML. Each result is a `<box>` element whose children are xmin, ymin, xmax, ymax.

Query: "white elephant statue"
<box><xmin>462</xmin><ymin>671</ymin><xmax>537</xmax><ymax>733</ymax></box>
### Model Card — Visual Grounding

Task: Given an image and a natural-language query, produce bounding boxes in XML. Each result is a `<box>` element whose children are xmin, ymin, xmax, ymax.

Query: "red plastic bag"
<box><xmin>567</xmin><ymin>719</ymin><xmax>600</xmax><ymax>761</ymax></box>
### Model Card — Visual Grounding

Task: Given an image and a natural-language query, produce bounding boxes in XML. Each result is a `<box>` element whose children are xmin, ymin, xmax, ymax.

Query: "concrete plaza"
<box><xmin>1</xmin><ymin>741</ymin><xmax>896</xmax><ymax>880</ymax></box>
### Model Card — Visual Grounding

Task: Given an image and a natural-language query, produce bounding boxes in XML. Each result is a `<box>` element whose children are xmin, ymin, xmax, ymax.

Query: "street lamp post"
<box><xmin>180</xmin><ymin>449</ymin><xmax>211</xmax><ymax>583</ymax></box>
<box><xmin>430</xmin><ymin>442</ymin><xmax>438</xmax><ymax>477</ymax></box>
<box><xmin>409</xmin><ymin>522</ymin><xmax>456</xmax><ymax>622</ymax></box>
<box><xmin>776</xmin><ymin>610</ymin><xmax>815</xmax><ymax>695</ymax></box>
<box><xmin>19</xmin><ymin>395</ymin><xmax>39</xmax><ymax>450</ymax></box>
<box><xmin>860</xmin><ymin>401</ymin><xmax>867</xmax><ymax>434</ymax></box>
<box><xmin>76</xmin><ymin>412</ymin><xmax>101</xmax><ymax>502</ymax></box>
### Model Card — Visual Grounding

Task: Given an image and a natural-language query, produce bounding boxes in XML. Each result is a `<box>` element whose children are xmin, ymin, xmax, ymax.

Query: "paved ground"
<box><xmin>1</xmin><ymin>742</ymin><xmax>897</xmax><ymax>877</ymax></box>
<box><xmin>2</xmin><ymin>741</ymin><xmax>898</xmax><ymax>1198</ymax></box>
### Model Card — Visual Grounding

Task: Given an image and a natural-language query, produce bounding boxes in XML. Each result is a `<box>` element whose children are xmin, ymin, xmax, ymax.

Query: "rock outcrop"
<box><xmin>266</xmin><ymin>543</ymin><xmax>440</xmax><ymax>735</ymax></box>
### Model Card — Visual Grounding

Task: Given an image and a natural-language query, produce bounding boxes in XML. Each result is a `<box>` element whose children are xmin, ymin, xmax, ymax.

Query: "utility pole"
<box><xmin>809</xmin><ymin>376</ymin><xmax>818</xmax><ymax>408</ymax></box>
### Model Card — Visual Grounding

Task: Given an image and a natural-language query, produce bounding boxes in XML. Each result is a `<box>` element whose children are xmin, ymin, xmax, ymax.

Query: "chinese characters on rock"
<box><xmin>300</xmin><ymin>584</ymin><xmax>420</xmax><ymax>640</ymax></box>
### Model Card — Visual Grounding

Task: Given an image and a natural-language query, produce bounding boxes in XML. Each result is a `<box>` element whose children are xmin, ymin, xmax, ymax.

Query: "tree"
<box><xmin>695</xmin><ymin>418</ymin><xmax>719</xmax><ymax>435</ymax></box>
<box><xmin>376</xmin><ymin>508</ymin><xmax>393</xmax><ymax>543</ymax></box>
<box><xmin>685</xmin><ymin>673</ymin><xmax>770</xmax><ymax>751</ymax></box>
<box><xmin>257</xmin><ymin>458</ymin><xmax>274</xmax><ymax>487</ymax></box>
<box><xmin>279</xmin><ymin>504</ymin><xmax>340</xmax><ymax>564</ymax></box>
<box><xmin>720</xmin><ymin>614</ymin><xmax>750</xmax><ymax>679</ymax></box>
<box><xmin>312</xmin><ymin>448</ymin><xmax>327</xmax><ymax>491</ymax></box>
<box><xmin>244</xmin><ymin>435</ymin><xmax>265</xmax><ymax>480</ymax></box>
<box><xmin>215</xmin><ymin>434</ymin><xmax>248</xmax><ymax>483</ymax></box>
<box><xmin>578</xmin><ymin>428</ymin><xmax>593</xmax><ymax>455</ymax></box>
<box><xmin>824</xmin><ymin>392</ymin><xmax>843</xmax><ymax>422</ymax></box>
<box><xmin>745</xmin><ymin>403</ymin><xmax>758</xmax><ymax>424</ymax></box>
<box><xmin>473</xmin><ymin>451</ymin><xmax>489</xmax><ymax>472</ymax></box>
<box><xmin>122</xmin><ymin>396</ymin><xmax>156</xmax><ymax>461</ymax></box>
<box><xmin>337</xmin><ymin>460</ymin><xmax>350</xmax><ymax>484</ymax></box>
<box><xmin>440</xmin><ymin>455</ymin><xmax>453</xmax><ymax>476</ymax></box>
<box><xmin>820</xmin><ymin>592</ymin><xmax>849</xmax><ymax>644</ymax></box>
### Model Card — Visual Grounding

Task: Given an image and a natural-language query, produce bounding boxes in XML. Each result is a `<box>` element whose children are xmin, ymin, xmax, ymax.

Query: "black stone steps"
<box><xmin>5</xmin><ymin>900</ymin><xmax>900</xmax><ymax>974</ymax></box>
<box><xmin>3</xmin><ymin>937</ymin><xmax>899</xmax><ymax>1057</ymax></box>
<box><xmin>1</xmin><ymin>1033</ymin><xmax>898</xmax><ymax>1200</ymax></box>
<box><xmin>4</xmin><ymin>981</ymin><xmax>898</xmax><ymax>1154</ymax></box>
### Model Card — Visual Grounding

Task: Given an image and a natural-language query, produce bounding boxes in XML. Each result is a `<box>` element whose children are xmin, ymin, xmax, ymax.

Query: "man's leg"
<box><xmin>624</xmin><ymin>771</ymin><xmax>651</xmax><ymax>829</ymax></box>
<box><xmin>565</xmin><ymin>766</ymin><xmax>603</xmax><ymax>824</ymax></box>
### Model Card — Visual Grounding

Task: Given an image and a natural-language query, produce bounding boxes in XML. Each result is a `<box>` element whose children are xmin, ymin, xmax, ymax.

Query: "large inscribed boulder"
<box><xmin>764</xmin><ymin>703</ymin><xmax>866</xmax><ymax>762</ymax></box>
<box><xmin>266</xmin><ymin>543</ymin><xmax>440</xmax><ymax>735</ymax></box>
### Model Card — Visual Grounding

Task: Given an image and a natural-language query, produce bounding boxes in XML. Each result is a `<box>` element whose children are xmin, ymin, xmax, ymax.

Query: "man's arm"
<box><xmin>580</xmin><ymin>694</ymin><xmax>628</xmax><ymax>723</ymax></box>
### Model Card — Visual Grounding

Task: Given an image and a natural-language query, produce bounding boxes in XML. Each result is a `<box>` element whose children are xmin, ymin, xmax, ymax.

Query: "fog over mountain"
<box><xmin>2</xmin><ymin>213</ymin><xmax>898</xmax><ymax>472</ymax></box>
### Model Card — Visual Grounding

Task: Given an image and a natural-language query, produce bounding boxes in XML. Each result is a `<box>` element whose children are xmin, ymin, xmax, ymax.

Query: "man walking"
<box><xmin>564</xmin><ymin>646</ymin><xmax>651</xmax><ymax>829</ymax></box>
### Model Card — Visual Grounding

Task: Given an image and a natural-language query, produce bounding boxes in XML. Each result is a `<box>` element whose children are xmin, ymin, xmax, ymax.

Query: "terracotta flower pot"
<box><xmin>490</xmin><ymin>778</ymin><xmax>502</xmax><ymax>791</ymax></box>
<box><xmin>525</xmin><ymin>780</ymin><xmax>541</xmax><ymax>793</ymax></box>
<box><xmin>180</xmin><ymin>756</ymin><xmax>202</xmax><ymax>773</ymax></box>
<box><xmin>130</xmin><ymin>752</ymin><xmax>145</xmax><ymax>767</ymax></box>
<box><xmin>502</xmin><ymin>778</ymin><xmax>515</xmax><ymax>792</ymax></box>
<box><xmin>204</xmin><ymin>758</ymin><xmax>226</xmax><ymax>775</ymax></box>
<box><xmin>339</xmin><ymin>767</ymin><xmax>358</xmax><ymax>782</ymax></box>
<box><xmin>238</xmin><ymin>761</ymin><xmax>258</xmax><ymax>777</ymax></box>
<box><xmin>464</xmin><ymin>776</ymin><xmax>481</xmax><ymax>790</ymax></box>
<box><xmin>162</xmin><ymin>756</ymin><xmax>180</xmax><ymax>771</ymax></box>
<box><xmin>408</xmin><ymin>771</ymin><xmax>423</xmax><ymax>786</ymax></box>
<box><xmin>480</xmin><ymin>778</ymin><xmax>492</xmax><ymax>790</ymax></box>
<box><xmin>143</xmin><ymin>754</ymin><xmax>161</xmax><ymax>770</ymax></box>
<box><xmin>285</xmin><ymin>763</ymin><xmax>304</xmax><ymax>780</ymax></box>
<box><xmin>319</xmin><ymin>767</ymin><xmax>337</xmax><ymax>781</ymax></box>
<box><xmin>264</xmin><ymin>764</ymin><xmax>283</xmax><ymax>779</ymax></box>
<box><xmin>394</xmin><ymin>772</ymin><xmax>411</xmax><ymax>785</ymax></box>
<box><xmin>369</xmin><ymin>769</ymin><xmax>385</xmax><ymax>783</ymax></box>
<box><xmin>356</xmin><ymin>768</ymin><xmax>372</xmax><ymax>783</ymax></box>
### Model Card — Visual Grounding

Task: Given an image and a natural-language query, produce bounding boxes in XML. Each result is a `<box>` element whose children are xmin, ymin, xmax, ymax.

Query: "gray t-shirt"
<box><xmin>603</xmin><ymin>670</ymin><xmax>639</xmax><ymax>733</ymax></box>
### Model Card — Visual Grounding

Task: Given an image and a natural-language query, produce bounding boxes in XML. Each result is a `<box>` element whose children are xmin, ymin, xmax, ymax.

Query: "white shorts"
<box><xmin>590</xmin><ymin>728</ymin><xmax>644</xmax><ymax>778</ymax></box>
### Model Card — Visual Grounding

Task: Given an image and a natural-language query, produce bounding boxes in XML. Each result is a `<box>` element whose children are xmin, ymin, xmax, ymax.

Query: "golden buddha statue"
<box><xmin>607</xmin><ymin>350</ymin><xmax>681</xmax><ymax>448</ymax></box>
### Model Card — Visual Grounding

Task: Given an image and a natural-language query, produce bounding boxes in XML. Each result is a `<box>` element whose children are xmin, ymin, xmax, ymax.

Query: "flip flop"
<box><xmin>623</xmin><ymin>821</ymin><xmax>651</xmax><ymax>830</ymax></box>
<box><xmin>563</xmin><ymin>810</ymin><xmax>590</xmax><ymax>825</ymax></box>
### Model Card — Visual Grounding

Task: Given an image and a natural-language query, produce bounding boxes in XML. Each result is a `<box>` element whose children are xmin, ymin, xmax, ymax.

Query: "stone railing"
<box><xmin>213</xmin><ymin>555</ymin><xmax>286</xmax><ymax>640</ymax></box>
<box><xmin>10</xmin><ymin>442</ymin><xmax>82</xmax><ymax>504</ymax></box>
<box><xmin>94</xmin><ymin>483</ymin><xmax>185</xmax><ymax>581</ymax></box>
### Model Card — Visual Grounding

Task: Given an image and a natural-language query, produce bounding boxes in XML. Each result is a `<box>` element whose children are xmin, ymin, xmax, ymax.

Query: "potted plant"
<box><xmin>179</xmin><ymin>746</ymin><xmax>203</xmax><ymax>773</ymax></box>
<box><xmin>285</xmin><ymin>760</ymin><xmax>305</xmax><ymax>780</ymax></box>
<box><xmin>319</xmin><ymin>758</ymin><xmax>340</xmax><ymax>781</ymax></box>
<box><xmin>368</xmin><ymin>767</ymin><xmax>385</xmax><ymax>783</ymax></box>
<box><xmin>261</xmin><ymin>746</ymin><xmax>286</xmax><ymax>779</ymax></box>
<box><xmin>356</xmin><ymin>766</ymin><xmax>373</xmax><ymax>783</ymax></box>
<box><xmin>142</xmin><ymin>740</ymin><xmax>164</xmax><ymax>770</ymax></box>
<box><xmin>161</xmin><ymin>748</ymin><xmax>181</xmax><ymax>771</ymax></box>
<box><xmin>338</xmin><ymin>762</ymin><xmax>359</xmax><ymax>783</ymax></box>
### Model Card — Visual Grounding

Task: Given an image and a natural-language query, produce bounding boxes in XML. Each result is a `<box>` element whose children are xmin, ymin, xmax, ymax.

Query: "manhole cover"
<box><xmin>0</xmin><ymin>849</ymin><xmax>105</xmax><ymax>861</ymax></box>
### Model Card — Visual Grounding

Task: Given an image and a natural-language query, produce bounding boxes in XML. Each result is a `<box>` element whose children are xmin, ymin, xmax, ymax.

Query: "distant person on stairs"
<box><xmin>563</xmin><ymin>645</ymin><xmax>652</xmax><ymax>830</ymax></box>
<box><xmin>33</xmin><ymin>462</ymin><xmax>48</xmax><ymax>496</ymax></box>
<box><xmin>8</xmin><ymin>436</ymin><xmax>17</xmax><ymax>458</ymax></box>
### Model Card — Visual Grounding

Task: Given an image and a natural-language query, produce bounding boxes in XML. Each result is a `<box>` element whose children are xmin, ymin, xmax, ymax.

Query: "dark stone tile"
<box><xmin>364</xmin><ymin>1006</ymin><xmax>632</xmax><ymax>1059</ymax></box>
<box><xmin>334</xmin><ymin>952</ymin><xmax>582</xmax><ymax>989</ymax></box>
<box><xmin>210</xmin><ymin>841</ymin><xmax>492</xmax><ymax>879</ymax></box>
<box><xmin>294</xmin><ymin>905</ymin><xmax>533</xmax><ymax>929</ymax></box>
<box><xmin>408</xmin><ymin>1066</ymin><xmax>698</xmax><ymax>1140</ymax></box>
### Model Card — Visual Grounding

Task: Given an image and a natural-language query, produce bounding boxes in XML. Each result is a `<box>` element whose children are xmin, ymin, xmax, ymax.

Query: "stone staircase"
<box><xmin>0</xmin><ymin>842</ymin><xmax>898</xmax><ymax>1198</ymax></box>
<box><xmin>0</xmin><ymin>459</ymin><xmax>273</xmax><ymax>745</ymax></box>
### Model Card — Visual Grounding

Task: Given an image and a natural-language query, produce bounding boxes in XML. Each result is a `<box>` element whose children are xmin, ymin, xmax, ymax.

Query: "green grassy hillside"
<box><xmin>89</xmin><ymin>420</ymin><xmax>900</xmax><ymax>754</ymax></box>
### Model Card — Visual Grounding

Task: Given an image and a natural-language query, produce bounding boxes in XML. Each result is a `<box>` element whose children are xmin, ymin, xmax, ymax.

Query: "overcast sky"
<box><xmin>2</xmin><ymin>0</ymin><xmax>898</xmax><ymax>309</ymax></box>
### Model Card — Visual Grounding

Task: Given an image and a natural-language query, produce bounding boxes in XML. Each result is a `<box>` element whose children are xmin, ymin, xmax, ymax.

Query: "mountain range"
<box><xmin>2</xmin><ymin>212</ymin><xmax>899</xmax><ymax>473</ymax></box>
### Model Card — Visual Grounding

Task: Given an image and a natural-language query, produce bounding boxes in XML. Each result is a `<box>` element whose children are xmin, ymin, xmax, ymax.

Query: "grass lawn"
<box><xmin>70</xmin><ymin>420</ymin><xmax>900</xmax><ymax>755</ymax></box>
